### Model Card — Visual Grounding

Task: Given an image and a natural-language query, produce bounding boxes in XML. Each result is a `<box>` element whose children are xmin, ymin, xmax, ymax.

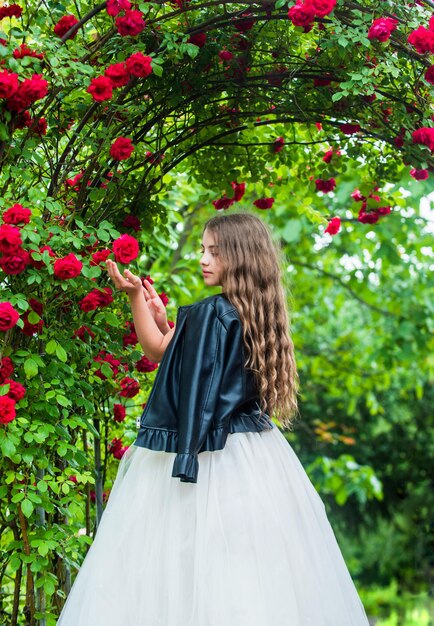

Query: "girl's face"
<box><xmin>200</xmin><ymin>229</ymin><xmax>223</xmax><ymax>287</ymax></box>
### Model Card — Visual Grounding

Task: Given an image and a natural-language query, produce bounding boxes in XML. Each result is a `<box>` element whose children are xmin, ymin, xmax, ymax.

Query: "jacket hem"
<box><xmin>133</xmin><ymin>413</ymin><xmax>274</xmax><ymax>454</ymax></box>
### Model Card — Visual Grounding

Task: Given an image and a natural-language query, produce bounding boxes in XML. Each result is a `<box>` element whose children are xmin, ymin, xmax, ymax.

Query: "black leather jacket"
<box><xmin>134</xmin><ymin>293</ymin><xmax>274</xmax><ymax>483</ymax></box>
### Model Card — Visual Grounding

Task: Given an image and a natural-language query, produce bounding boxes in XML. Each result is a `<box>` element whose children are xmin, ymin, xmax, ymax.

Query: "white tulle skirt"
<box><xmin>57</xmin><ymin>426</ymin><xmax>370</xmax><ymax>626</ymax></box>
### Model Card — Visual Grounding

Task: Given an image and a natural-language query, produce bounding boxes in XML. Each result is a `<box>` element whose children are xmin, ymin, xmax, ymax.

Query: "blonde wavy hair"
<box><xmin>203</xmin><ymin>211</ymin><xmax>301</xmax><ymax>430</ymax></box>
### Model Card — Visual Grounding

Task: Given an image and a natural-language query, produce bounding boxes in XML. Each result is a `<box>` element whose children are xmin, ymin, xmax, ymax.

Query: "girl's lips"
<box><xmin>203</xmin><ymin>271</ymin><xmax>212</xmax><ymax>275</ymax></box>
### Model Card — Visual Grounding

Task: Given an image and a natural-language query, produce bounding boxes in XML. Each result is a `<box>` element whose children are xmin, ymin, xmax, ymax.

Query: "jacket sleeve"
<box><xmin>171</xmin><ymin>302</ymin><xmax>228</xmax><ymax>483</ymax></box>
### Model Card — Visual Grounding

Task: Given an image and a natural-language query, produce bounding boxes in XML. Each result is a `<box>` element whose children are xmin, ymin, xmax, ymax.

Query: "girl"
<box><xmin>57</xmin><ymin>212</ymin><xmax>371</xmax><ymax>625</ymax></box>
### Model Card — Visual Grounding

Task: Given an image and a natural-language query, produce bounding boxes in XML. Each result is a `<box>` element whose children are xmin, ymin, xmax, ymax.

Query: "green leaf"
<box><xmin>1</xmin><ymin>436</ymin><xmax>16</xmax><ymax>459</ymax></box>
<box><xmin>24</xmin><ymin>358</ymin><xmax>38</xmax><ymax>379</ymax></box>
<box><xmin>21</xmin><ymin>498</ymin><xmax>34</xmax><ymax>518</ymax></box>
<box><xmin>96</xmin><ymin>229</ymin><xmax>110</xmax><ymax>242</ymax></box>
<box><xmin>27</xmin><ymin>310</ymin><xmax>41</xmax><ymax>324</ymax></box>
<box><xmin>56</xmin><ymin>344</ymin><xmax>68</xmax><ymax>363</ymax></box>
<box><xmin>152</xmin><ymin>63</ymin><xmax>163</xmax><ymax>77</ymax></box>
<box><xmin>57</xmin><ymin>395</ymin><xmax>71</xmax><ymax>407</ymax></box>
<box><xmin>37</xmin><ymin>543</ymin><xmax>50</xmax><ymax>557</ymax></box>
<box><xmin>45</xmin><ymin>340</ymin><xmax>57</xmax><ymax>355</ymax></box>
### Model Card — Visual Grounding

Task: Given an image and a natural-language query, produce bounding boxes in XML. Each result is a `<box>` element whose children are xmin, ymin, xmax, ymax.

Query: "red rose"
<box><xmin>109</xmin><ymin>437</ymin><xmax>123</xmax><ymax>456</ymax></box>
<box><xmin>3</xmin><ymin>378</ymin><xmax>26</xmax><ymax>401</ymax></box>
<box><xmin>29</xmin><ymin>245</ymin><xmax>55</xmax><ymax>269</ymax></box>
<box><xmin>123</xmin><ymin>330</ymin><xmax>138</xmax><ymax>347</ymax></box>
<box><xmin>13</xmin><ymin>43</ymin><xmax>44</xmax><ymax>60</ymax></box>
<box><xmin>231</xmin><ymin>181</ymin><xmax>245</xmax><ymax>201</ymax></box>
<box><xmin>54</xmin><ymin>14</ymin><xmax>79</xmax><ymax>40</ymax></box>
<box><xmin>0</xmin><ymin>395</ymin><xmax>16</xmax><ymax>425</ymax></box>
<box><xmin>322</xmin><ymin>149</ymin><xmax>334</xmax><ymax>163</ymax></box>
<box><xmin>376</xmin><ymin>206</ymin><xmax>391</xmax><ymax>216</ymax></box>
<box><xmin>26</xmin><ymin>298</ymin><xmax>42</xmax><ymax>316</ymax></box>
<box><xmin>188</xmin><ymin>32</ymin><xmax>207</xmax><ymax>47</ymax></box>
<box><xmin>115</xmin><ymin>10</ymin><xmax>146</xmax><ymax>37</ymax></box>
<box><xmin>288</xmin><ymin>2</ymin><xmax>315</xmax><ymax>27</ymax></box>
<box><xmin>22</xmin><ymin>74</ymin><xmax>48</xmax><ymax>102</ymax></box>
<box><xmin>358</xmin><ymin>210</ymin><xmax>380</xmax><ymax>224</ymax></box>
<box><xmin>112</xmin><ymin>234</ymin><xmax>139</xmax><ymax>263</ymax></box>
<box><xmin>94</xmin><ymin>351</ymin><xmax>122</xmax><ymax>379</ymax></box>
<box><xmin>306</xmin><ymin>0</ymin><xmax>336</xmax><ymax>17</ymax></box>
<box><xmin>408</xmin><ymin>26</ymin><xmax>434</xmax><ymax>54</ymax></box>
<box><xmin>0</xmin><ymin>70</ymin><xmax>19</xmax><ymax>98</ymax></box>
<box><xmin>126</xmin><ymin>52</ymin><xmax>153</xmax><ymax>78</ymax></box>
<box><xmin>324</xmin><ymin>216</ymin><xmax>341</xmax><ymax>235</ymax></box>
<box><xmin>315</xmin><ymin>177</ymin><xmax>336</xmax><ymax>193</ymax></box>
<box><xmin>212</xmin><ymin>195</ymin><xmax>235</xmax><ymax>211</ymax></box>
<box><xmin>412</xmin><ymin>127</ymin><xmax>434</xmax><ymax>151</ymax></box>
<box><xmin>253</xmin><ymin>197</ymin><xmax>275</xmax><ymax>209</ymax></box>
<box><xmin>87</xmin><ymin>76</ymin><xmax>113</xmax><ymax>102</ymax></box>
<box><xmin>65</xmin><ymin>171</ymin><xmax>84</xmax><ymax>189</ymax></box>
<box><xmin>106</xmin><ymin>0</ymin><xmax>131</xmax><ymax>16</ymax></box>
<box><xmin>122</xmin><ymin>215</ymin><xmax>141</xmax><ymax>231</ymax></box>
<box><xmin>110</xmin><ymin>137</ymin><xmax>135</xmax><ymax>160</ymax></box>
<box><xmin>53</xmin><ymin>253</ymin><xmax>83</xmax><ymax>280</ymax></box>
<box><xmin>29</xmin><ymin>117</ymin><xmax>47</xmax><ymax>135</ymax></box>
<box><xmin>142</xmin><ymin>274</ymin><xmax>154</xmax><ymax>286</ymax></box>
<box><xmin>351</xmin><ymin>189</ymin><xmax>366</xmax><ymax>202</ymax></box>
<box><xmin>136</xmin><ymin>355</ymin><xmax>158</xmax><ymax>373</ymax></box>
<box><xmin>0</xmin><ymin>248</ymin><xmax>30</xmax><ymax>274</ymax></box>
<box><xmin>91</xmin><ymin>249</ymin><xmax>111</xmax><ymax>266</ymax></box>
<box><xmin>7</xmin><ymin>73</ymin><xmax>48</xmax><ymax>111</ymax></box>
<box><xmin>233</xmin><ymin>13</ymin><xmax>255</xmax><ymax>32</ymax></box>
<box><xmin>425</xmin><ymin>66</ymin><xmax>434</xmax><ymax>85</ymax></box>
<box><xmin>113</xmin><ymin>403</ymin><xmax>126</xmax><ymax>423</ymax></box>
<box><xmin>410</xmin><ymin>168</ymin><xmax>429</xmax><ymax>180</ymax></box>
<box><xmin>0</xmin><ymin>357</ymin><xmax>14</xmax><ymax>383</ymax></box>
<box><xmin>79</xmin><ymin>287</ymin><xmax>113</xmax><ymax>312</ymax></box>
<box><xmin>367</xmin><ymin>17</ymin><xmax>398</xmax><ymax>42</ymax></box>
<box><xmin>95</xmin><ymin>287</ymin><xmax>113</xmax><ymax>307</ymax></box>
<box><xmin>159</xmin><ymin>292</ymin><xmax>169</xmax><ymax>307</ymax></box>
<box><xmin>219</xmin><ymin>50</ymin><xmax>233</xmax><ymax>61</ymax></box>
<box><xmin>119</xmin><ymin>377</ymin><xmax>140</xmax><ymax>398</ymax></box>
<box><xmin>104</xmin><ymin>62</ymin><xmax>130</xmax><ymax>88</ymax></box>
<box><xmin>273</xmin><ymin>137</ymin><xmax>285</xmax><ymax>153</ymax></box>
<box><xmin>0</xmin><ymin>4</ymin><xmax>22</xmax><ymax>19</ymax></box>
<box><xmin>144</xmin><ymin>150</ymin><xmax>164</xmax><ymax>164</ymax></box>
<box><xmin>0</xmin><ymin>224</ymin><xmax>22</xmax><ymax>254</ymax></box>
<box><xmin>113</xmin><ymin>445</ymin><xmax>129</xmax><ymax>459</ymax></box>
<box><xmin>73</xmin><ymin>325</ymin><xmax>95</xmax><ymax>341</ymax></box>
<box><xmin>0</xmin><ymin>302</ymin><xmax>20</xmax><ymax>331</ymax></box>
<box><xmin>340</xmin><ymin>123</ymin><xmax>361</xmax><ymax>135</ymax></box>
<box><xmin>2</xmin><ymin>203</ymin><xmax>32</xmax><ymax>225</ymax></box>
<box><xmin>79</xmin><ymin>292</ymin><xmax>100</xmax><ymax>312</ymax></box>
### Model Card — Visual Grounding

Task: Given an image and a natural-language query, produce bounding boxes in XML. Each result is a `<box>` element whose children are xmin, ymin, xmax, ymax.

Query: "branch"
<box><xmin>288</xmin><ymin>258</ymin><xmax>409</xmax><ymax>319</ymax></box>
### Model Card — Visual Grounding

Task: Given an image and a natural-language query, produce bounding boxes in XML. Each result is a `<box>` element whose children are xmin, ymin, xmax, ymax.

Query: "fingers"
<box><xmin>105</xmin><ymin>260</ymin><xmax>131</xmax><ymax>291</ymax></box>
<box><xmin>143</xmin><ymin>278</ymin><xmax>160</xmax><ymax>298</ymax></box>
<box><xmin>124</xmin><ymin>268</ymin><xmax>142</xmax><ymax>287</ymax></box>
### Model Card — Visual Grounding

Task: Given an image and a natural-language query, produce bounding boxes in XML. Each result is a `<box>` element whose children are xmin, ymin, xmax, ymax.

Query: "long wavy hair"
<box><xmin>203</xmin><ymin>211</ymin><xmax>301</xmax><ymax>430</ymax></box>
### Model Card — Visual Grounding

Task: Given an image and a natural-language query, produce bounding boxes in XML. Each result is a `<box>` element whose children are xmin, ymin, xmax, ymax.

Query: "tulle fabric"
<box><xmin>57</xmin><ymin>427</ymin><xmax>370</xmax><ymax>626</ymax></box>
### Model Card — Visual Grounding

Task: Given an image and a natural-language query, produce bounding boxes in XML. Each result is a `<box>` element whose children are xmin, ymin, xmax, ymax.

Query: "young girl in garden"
<box><xmin>57</xmin><ymin>211</ymin><xmax>370</xmax><ymax>625</ymax></box>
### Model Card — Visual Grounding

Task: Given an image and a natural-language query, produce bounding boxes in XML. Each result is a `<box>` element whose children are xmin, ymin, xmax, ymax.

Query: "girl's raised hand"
<box><xmin>106</xmin><ymin>259</ymin><xmax>142</xmax><ymax>296</ymax></box>
<box><xmin>142</xmin><ymin>278</ymin><xmax>169</xmax><ymax>330</ymax></box>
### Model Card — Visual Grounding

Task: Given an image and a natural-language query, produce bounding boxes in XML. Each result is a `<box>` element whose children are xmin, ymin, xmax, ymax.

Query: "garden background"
<box><xmin>0</xmin><ymin>0</ymin><xmax>433</xmax><ymax>624</ymax></box>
